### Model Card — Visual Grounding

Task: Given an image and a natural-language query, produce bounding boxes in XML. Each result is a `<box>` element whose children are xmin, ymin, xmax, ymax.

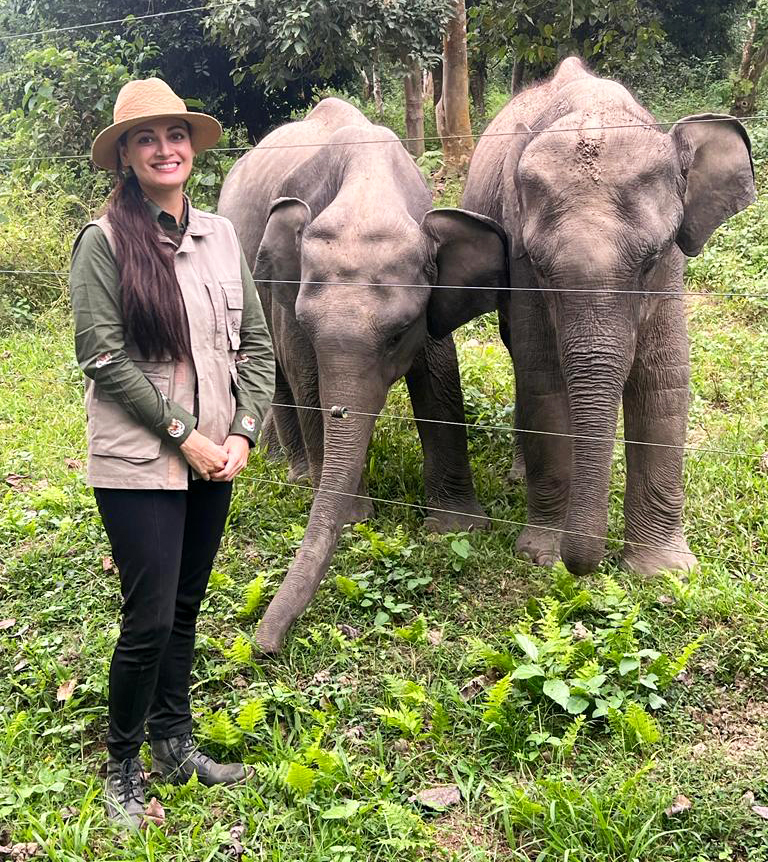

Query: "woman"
<box><xmin>69</xmin><ymin>78</ymin><xmax>275</xmax><ymax>828</ymax></box>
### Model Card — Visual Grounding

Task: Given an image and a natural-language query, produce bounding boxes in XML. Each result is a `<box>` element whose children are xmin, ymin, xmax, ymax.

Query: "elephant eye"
<box><xmin>641</xmin><ymin>256</ymin><xmax>658</xmax><ymax>277</ymax></box>
<box><xmin>387</xmin><ymin>328</ymin><xmax>408</xmax><ymax>348</ymax></box>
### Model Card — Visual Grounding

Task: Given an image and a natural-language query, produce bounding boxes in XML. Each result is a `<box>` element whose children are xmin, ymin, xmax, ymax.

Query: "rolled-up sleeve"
<box><xmin>69</xmin><ymin>225</ymin><xmax>198</xmax><ymax>447</ymax></box>
<box><xmin>229</xmin><ymin>247</ymin><xmax>275</xmax><ymax>445</ymax></box>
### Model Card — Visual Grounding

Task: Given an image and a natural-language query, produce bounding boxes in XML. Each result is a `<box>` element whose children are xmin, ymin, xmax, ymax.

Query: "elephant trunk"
<box><xmin>557</xmin><ymin>301</ymin><xmax>636</xmax><ymax>575</ymax></box>
<box><xmin>256</xmin><ymin>377</ymin><xmax>382</xmax><ymax>654</ymax></box>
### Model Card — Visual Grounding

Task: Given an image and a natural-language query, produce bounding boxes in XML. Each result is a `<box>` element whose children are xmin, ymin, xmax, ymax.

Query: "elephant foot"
<box><xmin>259</xmin><ymin>411</ymin><xmax>283</xmax><ymax>462</ymax></box>
<box><xmin>287</xmin><ymin>460</ymin><xmax>312</xmax><ymax>485</ymax></box>
<box><xmin>620</xmin><ymin>538</ymin><xmax>698</xmax><ymax>577</ymax></box>
<box><xmin>507</xmin><ymin>451</ymin><xmax>526</xmax><ymax>485</ymax></box>
<box><xmin>515</xmin><ymin>525</ymin><xmax>562</xmax><ymax>567</ymax></box>
<box><xmin>424</xmin><ymin>500</ymin><xmax>489</xmax><ymax>534</ymax></box>
<box><xmin>344</xmin><ymin>495</ymin><xmax>374</xmax><ymax>525</ymax></box>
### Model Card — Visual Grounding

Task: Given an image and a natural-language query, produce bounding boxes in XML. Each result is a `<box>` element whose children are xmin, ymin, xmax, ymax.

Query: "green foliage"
<box><xmin>393</xmin><ymin>614</ymin><xmax>428</xmax><ymax>643</ymax></box>
<box><xmin>225</xmin><ymin>633</ymin><xmax>253</xmax><ymax>665</ymax></box>
<box><xmin>468</xmin><ymin>0</ymin><xmax>666</xmax><ymax>80</ymax></box>
<box><xmin>0</xmin><ymin>34</ymin><xmax>159</xmax><ymax>168</ymax></box>
<box><xmin>608</xmin><ymin>702</ymin><xmax>662</xmax><ymax>749</ymax></box>
<box><xmin>489</xmin><ymin>763</ymin><xmax>672</xmax><ymax>859</ymax></box>
<box><xmin>282</xmin><ymin>761</ymin><xmax>316</xmax><ymax>795</ymax></box>
<box><xmin>239</xmin><ymin>574</ymin><xmax>267</xmax><ymax>617</ymax></box>
<box><xmin>199</xmin><ymin>709</ymin><xmax>244</xmax><ymax>748</ymax></box>
<box><xmin>333</xmin><ymin>523</ymin><xmax>430</xmax><ymax>627</ymax></box>
<box><xmin>237</xmin><ymin>698</ymin><xmax>267</xmax><ymax>733</ymax></box>
<box><xmin>449</xmin><ymin>533</ymin><xmax>473</xmax><ymax>572</ymax></box>
<box><xmin>206</xmin><ymin>0</ymin><xmax>451</xmax><ymax>92</ymax></box>
<box><xmin>350</xmin><ymin>522</ymin><xmax>413</xmax><ymax>561</ymax></box>
<box><xmin>468</xmin><ymin>566</ymin><xmax>702</xmax><ymax>747</ymax></box>
<box><xmin>373</xmin><ymin>705</ymin><xmax>424</xmax><ymax>738</ymax></box>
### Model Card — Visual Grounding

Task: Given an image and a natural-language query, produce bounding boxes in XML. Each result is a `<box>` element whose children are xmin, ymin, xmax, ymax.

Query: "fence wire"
<box><xmin>269</xmin><ymin>402</ymin><xmax>763</xmax><ymax>460</ymax></box>
<box><xmin>2</xmin><ymin>113</ymin><xmax>768</xmax><ymax>164</ymax></box>
<box><xmin>238</xmin><ymin>474</ymin><xmax>767</xmax><ymax>573</ymax></box>
<box><xmin>3</xmin><ymin>270</ymin><xmax>768</xmax><ymax>301</ymax></box>
<box><xmin>0</xmin><ymin>1</ymin><xmax>243</xmax><ymax>42</ymax></box>
<box><xmin>2</xmin><ymin>444</ymin><xmax>762</xmax><ymax>572</ymax></box>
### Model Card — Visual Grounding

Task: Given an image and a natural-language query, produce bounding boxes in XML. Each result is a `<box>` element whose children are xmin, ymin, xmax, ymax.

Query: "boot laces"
<box><xmin>117</xmin><ymin>758</ymin><xmax>144</xmax><ymax>803</ymax></box>
<box><xmin>178</xmin><ymin>733</ymin><xmax>216</xmax><ymax>769</ymax></box>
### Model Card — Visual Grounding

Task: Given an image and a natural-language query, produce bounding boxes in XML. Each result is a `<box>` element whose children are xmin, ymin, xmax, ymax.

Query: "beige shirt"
<box><xmin>70</xmin><ymin>202</ymin><xmax>274</xmax><ymax>490</ymax></box>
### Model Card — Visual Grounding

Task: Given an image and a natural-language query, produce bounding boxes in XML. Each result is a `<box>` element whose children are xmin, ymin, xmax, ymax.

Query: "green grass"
<box><xmin>2</xmin><ymin>175</ymin><xmax>768</xmax><ymax>862</ymax></box>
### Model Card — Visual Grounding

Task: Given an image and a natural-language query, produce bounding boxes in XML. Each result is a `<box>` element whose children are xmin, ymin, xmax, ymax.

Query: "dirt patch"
<box><xmin>688</xmin><ymin>698</ymin><xmax>768</xmax><ymax>765</ymax></box>
<box><xmin>433</xmin><ymin>811</ymin><xmax>504</xmax><ymax>859</ymax></box>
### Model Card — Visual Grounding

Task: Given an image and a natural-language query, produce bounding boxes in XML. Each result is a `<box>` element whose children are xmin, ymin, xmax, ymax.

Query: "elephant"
<box><xmin>429</xmin><ymin>57</ymin><xmax>755</xmax><ymax>577</ymax></box>
<box><xmin>218</xmin><ymin>97</ymin><xmax>508</xmax><ymax>653</ymax></box>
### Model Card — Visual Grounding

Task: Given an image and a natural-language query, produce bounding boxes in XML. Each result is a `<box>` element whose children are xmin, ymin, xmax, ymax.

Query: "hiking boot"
<box><xmin>105</xmin><ymin>756</ymin><xmax>145</xmax><ymax>829</ymax></box>
<box><xmin>150</xmin><ymin>733</ymin><xmax>251</xmax><ymax>786</ymax></box>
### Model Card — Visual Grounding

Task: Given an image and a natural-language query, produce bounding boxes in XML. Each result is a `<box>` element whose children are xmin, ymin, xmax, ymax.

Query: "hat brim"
<box><xmin>91</xmin><ymin>112</ymin><xmax>223</xmax><ymax>171</ymax></box>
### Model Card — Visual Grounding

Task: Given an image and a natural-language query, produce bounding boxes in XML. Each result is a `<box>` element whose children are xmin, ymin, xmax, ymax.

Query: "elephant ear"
<box><xmin>670</xmin><ymin>114</ymin><xmax>755</xmax><ymax>257</ymax></box>
<box><xmin>501</xmin><ymin>122</ymin><xmax>533</xmax><ymax>259</ymax></box>
<box><xmin>421</xmin><ymin>209</ymin><xmax>508</xmax><ymax>340</ymax></box>
<box><xmin>254</xmin><ymin>197</ymin><xmax>312</xmax><ymax>308</ymax></box>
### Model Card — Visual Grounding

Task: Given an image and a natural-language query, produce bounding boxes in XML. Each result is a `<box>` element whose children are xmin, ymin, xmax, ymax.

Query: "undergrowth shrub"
<box><xmin>466</xmin><ymin>565</ymin><xmax>702</xmax><ymax>754</ymax></box>
<box><xmin>489</xmin><ymin>761</ymin><xmax>674</xmax><ymax>861</ymax></box>
<box><xmin>0</xmin><ymin>177</ymin><xmax>89</xmax><ymax>328</ymax></box>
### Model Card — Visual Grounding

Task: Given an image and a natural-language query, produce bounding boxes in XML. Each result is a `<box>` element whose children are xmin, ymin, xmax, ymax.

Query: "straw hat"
<box><xmin>91</xmin><ymin>78</ymin><xmax>222</xmax><ymax>171</ymax></box>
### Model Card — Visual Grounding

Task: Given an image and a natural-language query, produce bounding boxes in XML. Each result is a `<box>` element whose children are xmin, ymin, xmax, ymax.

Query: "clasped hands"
<box><xmin>180</xmin><ymin>429</ymin><xmax>250</xmax><ymax>481</ymax></box>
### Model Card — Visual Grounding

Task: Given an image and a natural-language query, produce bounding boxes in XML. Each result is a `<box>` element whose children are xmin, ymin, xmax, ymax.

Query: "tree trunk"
<box><xmin>439</xmin><ymin>0</ymin><xmax>474</xmax><ymax>170</ymax></box>
<box><xmin>372</xmin><ymin>65</ymin><xmax>383</xmax><ymax>115</ymax></box>
<box><xmin>511</xmin><ymin>58</ymin><xmax>525</xmax><ymax>95</ymax></box>
<box><xmin>422</xmin><ymin>70</ymin><xmax>434</xmax><ymax>102</ymax></box>
<box><xmin>404</xmin><ymin>61</ymin><xmax>425</xmax><ymax>158</ymax></box>
<box><xmin>731</xmin><ymin>16</ymin><xmax>768</xmax><ymax>117</ymax></box>
<box><xmin>469</xmin><ymin>57</ymin><xmax>486</xmax><ymax>118</ymax></box>
<box><xmin>361</xmin><ymin>68</ymin><xmax>372</xmax><ymax>102</ymax></box>
<box><xmin>432</xmin><ymin>59</ymin><xmax>443</xmax><ymax>107</ymax></box>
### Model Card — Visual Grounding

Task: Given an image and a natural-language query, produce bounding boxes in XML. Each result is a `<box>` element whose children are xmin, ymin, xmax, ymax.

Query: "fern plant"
<box><xmin>373</xmin><ymin>705</ymin><xmax>423</xmax><ymax>738</ymax></box>
<box><xmin>239</xmin><ymin>575</ymin><xmax>267</xmax><ymax>618</ymax></box>
<box><xmin>225</xmin><ymin>633</ymin><xmax>253</xmax><ymax>665</ymax></box>
<box><xmin>282</xmin><ymin>761</ymin><xmax>316</xmax><ymax>795</ymax></box>
<box><xmin>237</xmin><ymin>698</ymin><xmax>266</xmax><ymax>733</ymax></box>
<box><xmin>466</xmin><ymin>565</ymin><xmax>702</xmax><ymax>748</ymax></box>
<box><xmin>199</xmin><ymin>709</ymin><xmax>243</xmax><ymax>748</ymax></box>
<box><xmin>393</xmin><ymin>615</ymin><xmax>428</xmax><ymax>643</ymax></box>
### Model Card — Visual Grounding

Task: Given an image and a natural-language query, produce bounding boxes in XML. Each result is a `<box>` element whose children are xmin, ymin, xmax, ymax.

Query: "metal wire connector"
<box><xmin>330</xmin><ymin>405</ymin><xmax>349</xmax><ymax>419</ymax></box>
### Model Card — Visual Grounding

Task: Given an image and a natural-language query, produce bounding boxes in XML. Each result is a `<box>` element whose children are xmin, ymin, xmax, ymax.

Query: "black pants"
<box><xmin>94</xmin><ymin>480</ymin><xmax>232</xmax><ymax>761</ymax></box>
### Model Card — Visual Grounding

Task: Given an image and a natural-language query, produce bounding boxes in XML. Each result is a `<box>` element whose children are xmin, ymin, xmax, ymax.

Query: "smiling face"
<box><xmin>118</xmin><ymin>118</ymin><xmax>194</xmax><ymax>198</ymax></box>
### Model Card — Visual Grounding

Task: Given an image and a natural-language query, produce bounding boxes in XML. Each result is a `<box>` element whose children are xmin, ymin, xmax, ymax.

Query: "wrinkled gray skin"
<box><xmin>437</xmin><ymin>57</ymin><xmax>755</xmax><ymax>576</ymax></box>
<box><xmin>219</xmin><ymin>98</ymin><xmax>507</xmax><ymax>653</ymax></box>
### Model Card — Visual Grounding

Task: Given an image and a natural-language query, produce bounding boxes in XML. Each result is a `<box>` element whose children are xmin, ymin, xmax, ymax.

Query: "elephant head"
<box><xmin>252</xmin><ymin>195</ymin><xmax>507</xmax><ymax>652</ymax></box>
<box><xmin>497</xmin><ymin>113</ymin><xmax>755</xmax><ymax>574</ymax></box>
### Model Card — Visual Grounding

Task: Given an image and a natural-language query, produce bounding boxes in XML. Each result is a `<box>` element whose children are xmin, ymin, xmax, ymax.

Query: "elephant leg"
<box><xmin>271</xmin><ymin>363</ymin><xmax>310</xmax><ymax>483</ymax></box>
<box><xmin>259</xmin><ymin>408</ymin><xmax>282</xmax><ymax>462</ymax></box>
<box><xmin>621</xmin><ymin>300</ymin><xmax>697</xmax><ymax>575</ymax></box>
<box><xmin>405</xmin><ymin>333</ymin><xmax>488</xmax><ymax>534</ymax></box>
<box><xmin>500</xmin><ymin>305</ymin><xmax>526</xmax><ymax>485</ymax></box>
<box><xmin>506</xmin><ymin>293</ymin><xmax>571</xmax><ymax>567</ymax></box>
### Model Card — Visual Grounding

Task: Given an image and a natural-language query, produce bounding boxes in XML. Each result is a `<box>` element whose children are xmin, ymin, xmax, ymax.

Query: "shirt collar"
<box><xmin>143</xmin><ymin>195</ymin><xmax>189</xmax><ymax>233</ymax></box>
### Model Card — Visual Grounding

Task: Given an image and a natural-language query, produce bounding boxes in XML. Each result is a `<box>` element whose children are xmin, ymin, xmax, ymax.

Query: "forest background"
<box><xmin>2</xmin><ymin>2</ymin><xmax>768</xmax><ymax>861</ymax></box>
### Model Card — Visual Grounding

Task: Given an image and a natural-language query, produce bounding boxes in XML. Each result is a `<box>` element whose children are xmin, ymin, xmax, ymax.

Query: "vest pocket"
<box><xmin>89</xmin><ymin>401</ymin><xmax>163</xmax><ymax>462</ymax></box>
<box><xmin>89</xmin><ymin>366</ymin><xmax>171</xmax><ymax>461</ymax></box>
<box><xmin>221</xmin><ymin>280</ymin><xmax>243</xmax><ymax>350</ymax></box>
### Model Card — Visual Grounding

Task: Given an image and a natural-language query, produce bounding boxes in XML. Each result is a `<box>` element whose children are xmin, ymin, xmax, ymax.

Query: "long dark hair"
<box><xmin>106</xmin><ymin>167</ymin><xmax>190</xmax><ymax>360</ymax></box>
